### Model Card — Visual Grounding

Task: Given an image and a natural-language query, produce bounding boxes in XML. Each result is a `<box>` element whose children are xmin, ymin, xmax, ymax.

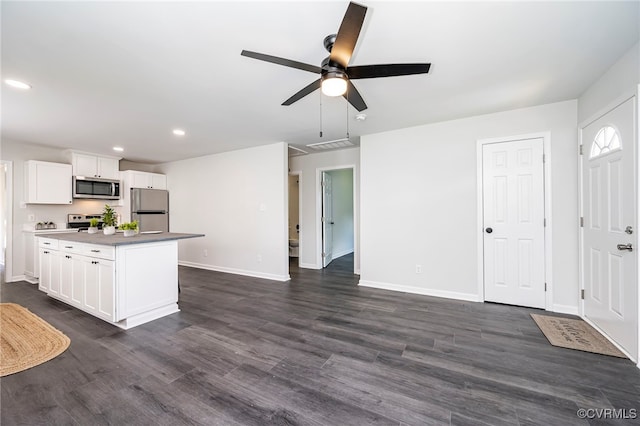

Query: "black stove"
<box><xmin>67</xmin><ymin>213</ymin><xmax>104</xmax><ymax>230</ymax></box>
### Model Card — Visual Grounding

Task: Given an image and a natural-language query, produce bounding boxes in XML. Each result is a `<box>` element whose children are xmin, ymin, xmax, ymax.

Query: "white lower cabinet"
<box><xmin>38</xmin><ymin>247</ymin><xmax>49</xmax><ymax>292</ymax></box>
<box><xmin>38</xmin><ymin>239</ymin><xmax>115</xmax><ymax>322</ymax></box>
<box><xmin>37</xmin><ymin>236</ymin><xmax>180</xmax><ymax>329</ymax></box>
<box><xmin>83</xmin><ymin>257</ymin><xmax>115</xmax><ymax>321</ymax></box>
<box><xmin>38</xmin><ymin>247</ymin><xmax>62</xmax><ymax>294</ymax></box>
<box><xmin>25</xmin><ymin>232</ymin><xmax>38</xmax><ymax>281</ymax></box>
<box><xmin>59</xmin><ymin>254</ymin><xmax>74</xmax><ymax>301</ymax></box>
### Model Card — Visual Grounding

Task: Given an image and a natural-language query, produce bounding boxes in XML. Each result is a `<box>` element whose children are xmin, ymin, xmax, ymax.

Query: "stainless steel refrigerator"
<box><xmin>131</xmin><ymin>188</ymin><xmax>169</xmax><ymax>232</ymax></box>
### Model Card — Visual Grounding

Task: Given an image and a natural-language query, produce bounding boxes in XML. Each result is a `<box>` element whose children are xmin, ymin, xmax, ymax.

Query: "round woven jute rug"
<box><xmin>0</xmin><ymin>303</ymin><xmax>70</xmax><ymax>377</ymax></box>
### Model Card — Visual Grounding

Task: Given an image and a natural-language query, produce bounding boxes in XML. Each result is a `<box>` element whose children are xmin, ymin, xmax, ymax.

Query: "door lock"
<box><xmin>617</xmin><ymin>243</ymin><xmax>633</xmax><ymax>252</ymax></box>
<box><xmin>485</xmin><ymin>227</ymin><xmax>493</xmax><ymax>234</ymax></box>
<box><xmin>625</xmin><ymin>226</ymin><xmax>633</xmax><ymax>234</ymax></box>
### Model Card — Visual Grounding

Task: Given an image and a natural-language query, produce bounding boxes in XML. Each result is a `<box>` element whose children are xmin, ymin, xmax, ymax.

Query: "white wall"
<box><xmin>327</xmin><ymin>168</ymin><xmax>354</xmax><ymax>258</ymax></box>
<box><xmin>156</xmin><ymin>142</ymin><xmax>289</xmax><ymax>281</ymax></box>
<box><xmin>289</xmin><ymin>147</ymin><xmax>360</xmax><ymax>272</ymax></box>
<box><xmin>578</xmin><ymin>41</ymin><xmax>639</xmax><ymax>123</ymax></box>
<box><xmin>360</xmin><ymin>100</ymin><xmax>578</xmax><ymax>311</ymax></box>
<box><xmin>2</xmin><ymin>139</ymin><xmax>118</xmax><ymax>282</ymax></box>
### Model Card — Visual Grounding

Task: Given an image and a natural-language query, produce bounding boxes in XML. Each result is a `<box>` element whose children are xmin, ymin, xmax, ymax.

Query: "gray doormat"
<box><xmin>531</xmin><ymin>314</ymin><xmax>627</xmax><ymax>358</ymax></box>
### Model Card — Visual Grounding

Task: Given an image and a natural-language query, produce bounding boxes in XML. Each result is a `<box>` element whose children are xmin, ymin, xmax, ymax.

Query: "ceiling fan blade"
<box><xmin>347</xmin><ymin>63</ymin><xmax>431</xmax><ymax>79</ymax></box>
<box><xmin>241</xmin><ymin>50</ymin><xmax>321</xmax><ymax>74</ymax></box>
<box><xmin>330</xmin><ymin>2</ymin><xmax>367</xmax><ymax>68</ymax></box>
<box><xmin>343</xmin><ymin>80</ymin><xmax>367</xmax><ymax>112</ymax></box>
<box><xmin>282</xmin><ymin>79</ymin><xmax>322</xmax><ymax>106</ymax></box>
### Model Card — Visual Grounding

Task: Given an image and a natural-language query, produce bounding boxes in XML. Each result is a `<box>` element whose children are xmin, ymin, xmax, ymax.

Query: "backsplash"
<box><xmin>24</xmin><ymin>199</ymin><xmax>123</xmax><ymax>228</ymax></box>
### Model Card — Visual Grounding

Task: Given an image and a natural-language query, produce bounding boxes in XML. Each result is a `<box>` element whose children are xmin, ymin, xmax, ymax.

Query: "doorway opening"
<box><xmin>288</xmin><ymin>172</ymin><xmax>301</xmax><ymax>267</ymax></box>
<box><xmin>318</xmin><ymin>167</ymin><xmax>355</xmax><ymax>270</ymax></box>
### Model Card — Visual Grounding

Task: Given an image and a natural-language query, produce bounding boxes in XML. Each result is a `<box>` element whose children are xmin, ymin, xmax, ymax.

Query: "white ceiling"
<box><xmin>2</xmin><ymin>1</ymin><xmax>638</xmax><ymax>164</ymax></box>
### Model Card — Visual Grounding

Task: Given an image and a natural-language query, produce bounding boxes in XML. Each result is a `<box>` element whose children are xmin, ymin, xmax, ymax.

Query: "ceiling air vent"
<box><xmin>306</xmin><ymin>138</ymin><xmax>354</xmax><ymax>151</ymax></box>
<box><xmin>288</xmin><ymin>145</ymin><xmax>308</xmax><ymax>157</ymax></box>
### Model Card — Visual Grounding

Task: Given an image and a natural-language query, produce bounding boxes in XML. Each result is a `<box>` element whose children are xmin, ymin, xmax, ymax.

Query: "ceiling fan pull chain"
<box><xmin>345</xmin><ymin>84</ymin><xmax>350</xmax><ymax>140</ymax></box>
<box><xmin>319</xmin><ymin>90</ymin><xmax>323</xmax><ymax>138</ymax></box>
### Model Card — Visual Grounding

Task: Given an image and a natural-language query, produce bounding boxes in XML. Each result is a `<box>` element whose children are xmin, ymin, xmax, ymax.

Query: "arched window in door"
<box><xmin>590</xmin><ymin>125</ymin><xmax>621</xmax><ymax>159</ymax></box>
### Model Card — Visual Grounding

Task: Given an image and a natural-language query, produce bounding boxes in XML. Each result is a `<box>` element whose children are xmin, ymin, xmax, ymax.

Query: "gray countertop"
<box><xmin>36</xmin><ymin>231</ymin><xmax>205</xmax><ymax>246</ymax></box>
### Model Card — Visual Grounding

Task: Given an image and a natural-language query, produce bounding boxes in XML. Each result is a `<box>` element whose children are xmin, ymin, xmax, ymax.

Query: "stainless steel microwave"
<box><xmin>72</xmin><ymin>176</ymin><xmax>121</xmax><ymax>200</ymax></box>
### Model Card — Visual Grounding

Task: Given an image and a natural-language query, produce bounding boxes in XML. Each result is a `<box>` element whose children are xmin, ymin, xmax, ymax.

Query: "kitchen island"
<box><xmin>37</xmin><ymin>231</ymin><xmax>204</xmax><ymax>329</ymax></box>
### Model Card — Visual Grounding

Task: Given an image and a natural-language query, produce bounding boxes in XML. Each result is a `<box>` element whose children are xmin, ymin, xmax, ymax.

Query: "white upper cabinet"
<box><xmin>71</xmin><ymin>152</ymin><xmax>120</xmax><ymax>179</ymax></box>
<box><xmin>24</xmin><ymin>160</ymin><xmax>72</xmax><ymax>204</ymax></box>
<box><xmin>123</xmin><ymin>170</ymin><xmax>167</xmax><ymax>190</ymax></box>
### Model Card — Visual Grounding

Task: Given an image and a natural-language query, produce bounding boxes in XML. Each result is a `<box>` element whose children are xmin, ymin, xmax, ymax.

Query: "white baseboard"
<box><xmin>551</xmin><ymin>304</ymin><xmax>579</xmax><ymax>316</ymax></box>
<box><xmin>333</xmin><ymin>249</ymin><xmax>354</xmax><ymax>259</ymax></box>
<box><xmin>298</xmin><ymin>262</ymin><xmax>321</xmax><ymax>270</ymax></box>
<box><xmin>178</xmin><ymin>261</ymin><xmax>290</xmax><ymax>282</ymax></box>
<box><xmin>114</xmin><ymin>304</ymin><xmax>180</xmax><ymax>330</ymax></box>
<box><xmin>358</xmin><ymin>280</ymin><xmax>482</xmax><ymax>302</ymax></box>
<box><xmin>7</xmin><ymin>275</ymin><xmax>26</xmax><ymax>283</ymax></box>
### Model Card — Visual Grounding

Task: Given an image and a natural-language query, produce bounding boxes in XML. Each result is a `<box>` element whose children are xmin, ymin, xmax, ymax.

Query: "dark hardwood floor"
<box><xmin>2</xmin><ymin>254</ymin><xmax>639</xmax><ymax>425</ymax></box>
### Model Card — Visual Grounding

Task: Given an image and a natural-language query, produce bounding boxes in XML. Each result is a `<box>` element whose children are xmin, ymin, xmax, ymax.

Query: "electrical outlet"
<box><xmin>415</xmin><ymin>265</ymin><xmax>422</xmax><ymax>274</ymax></box>
<box><xmin>203</xmin><ymin>249</ymin><xmax>208</xmax><ymax>257</ymax></box>
<box><xmin>257</xmin><ymin>254</ymin><xmax>262</xmax><ymax>262</ymax></box>
<box><xmin>28</xmin><ymin>214</ymin><xmax>35</xmax><ymax>222</ymax></box>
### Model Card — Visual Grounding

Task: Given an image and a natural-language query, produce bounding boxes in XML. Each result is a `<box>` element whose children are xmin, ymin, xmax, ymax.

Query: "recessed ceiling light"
<box><xmin>172</xmin><ymin>129</ymin><xmax>186</xmax><ymax>136</ymax></box>
<box><xmin>113</xmin><ymin>146</ymin><xmax>124</xmax><ymax>152</ymax></box>
<box><xmin>4</xmin><ymin>79</ymin><xmax>32</xmax><ymax>90</ymax></box>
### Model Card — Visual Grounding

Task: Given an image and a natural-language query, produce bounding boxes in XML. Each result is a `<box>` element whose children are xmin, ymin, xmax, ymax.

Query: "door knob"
<box><xmin>485</xmin><ymin>227</ymin><xmax>493</xmax><ymax>234</ymax></box>
<box><xmin>617</xmin><ymin>243</ymin><xmax>633</xmax><ymax>252</ymax></box>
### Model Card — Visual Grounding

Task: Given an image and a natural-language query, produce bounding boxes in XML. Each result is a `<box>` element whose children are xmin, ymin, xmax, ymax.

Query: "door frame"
<box><xmin>1</xmin><ymin>161</ymin><xmax>14</xmax><ymax>283</ymax></box>
<box><xmin>315</xmin><ymin>165</ymin><xmax>357</xmax><ymax>272</ymax></box>
<box><xmin>476</xmin><ymin>132</ymin><xmax>553</xmax><ymax>309</ymax></box>
<box><xmin>578</xmin><ymin>88</ymin><xmax>639</xmax><ymax>364</ymax></box>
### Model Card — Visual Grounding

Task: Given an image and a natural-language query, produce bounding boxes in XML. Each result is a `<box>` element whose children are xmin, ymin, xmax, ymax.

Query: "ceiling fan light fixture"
<box><xmin>321</xmin><ymin>72</ymin><xmax>347</xmax><ymax>97</ymax></box>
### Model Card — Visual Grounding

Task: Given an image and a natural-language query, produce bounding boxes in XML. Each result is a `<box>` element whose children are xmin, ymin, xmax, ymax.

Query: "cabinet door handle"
<box><xmin>43</xmin><ymin>242</ymin><xmax>50</xmax><ymax>245</ymax></box>
<box><xmin>64</xmin><ymin>246</ymin><xmax>73</xmax><ymax>249</ymax></box>
<box><xmin>43</xmin><ymin>251</ymin><xmax>49</xmax><ymax>254</ymax></box>
<box><xmin>91</xmin><ymin>249</ymin><xmax>100</xmax><ymax>253</ymax></box>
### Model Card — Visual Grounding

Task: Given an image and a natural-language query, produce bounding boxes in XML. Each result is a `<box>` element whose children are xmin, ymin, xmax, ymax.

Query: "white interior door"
<box><xmin>582</xmin><ymin>97</ymin><xmax>637</xmax><ymax>360</ymax></box>
<box><xmin>483</xmin><ymin>138</ymin><xmax>546</xmax><ymax>308</ymax></box>
<box><xmin>322</xmin><ymin>171</ymin><xmax>333</xmax><ymax>267</ymax></box>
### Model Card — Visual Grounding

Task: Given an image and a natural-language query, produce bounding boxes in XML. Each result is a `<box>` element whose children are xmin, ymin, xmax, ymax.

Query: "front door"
<box><xmin>483</xmin><ymin>138</ymin><xmax>546</xmax><ymax>308</ymax></box>
<box><xmin>582</xmin><ymin>96</ymin><xmax>638</xmax><ymax>360</ymax></box>
<box><xmin>322</xmin><ymin>171</ymin><xmax>333</xmax><ymax>267</ymax></box>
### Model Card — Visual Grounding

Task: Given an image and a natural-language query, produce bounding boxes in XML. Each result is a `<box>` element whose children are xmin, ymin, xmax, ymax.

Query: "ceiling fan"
<box><xmin>241</xmin><ymin>1</ymin><xmax>431</xmax><ymax>112</ymax></box>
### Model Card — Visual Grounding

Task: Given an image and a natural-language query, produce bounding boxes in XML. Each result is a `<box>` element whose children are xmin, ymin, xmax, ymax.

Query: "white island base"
<box><xmin>113</xmin><ymin>241</ymin><xmax>179</xmax><ymax>329</ymax></box>
<box><xmin>37</xmin><ymin>232</ymin><xmax>202</xmax><ymax>329</ymax></box>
